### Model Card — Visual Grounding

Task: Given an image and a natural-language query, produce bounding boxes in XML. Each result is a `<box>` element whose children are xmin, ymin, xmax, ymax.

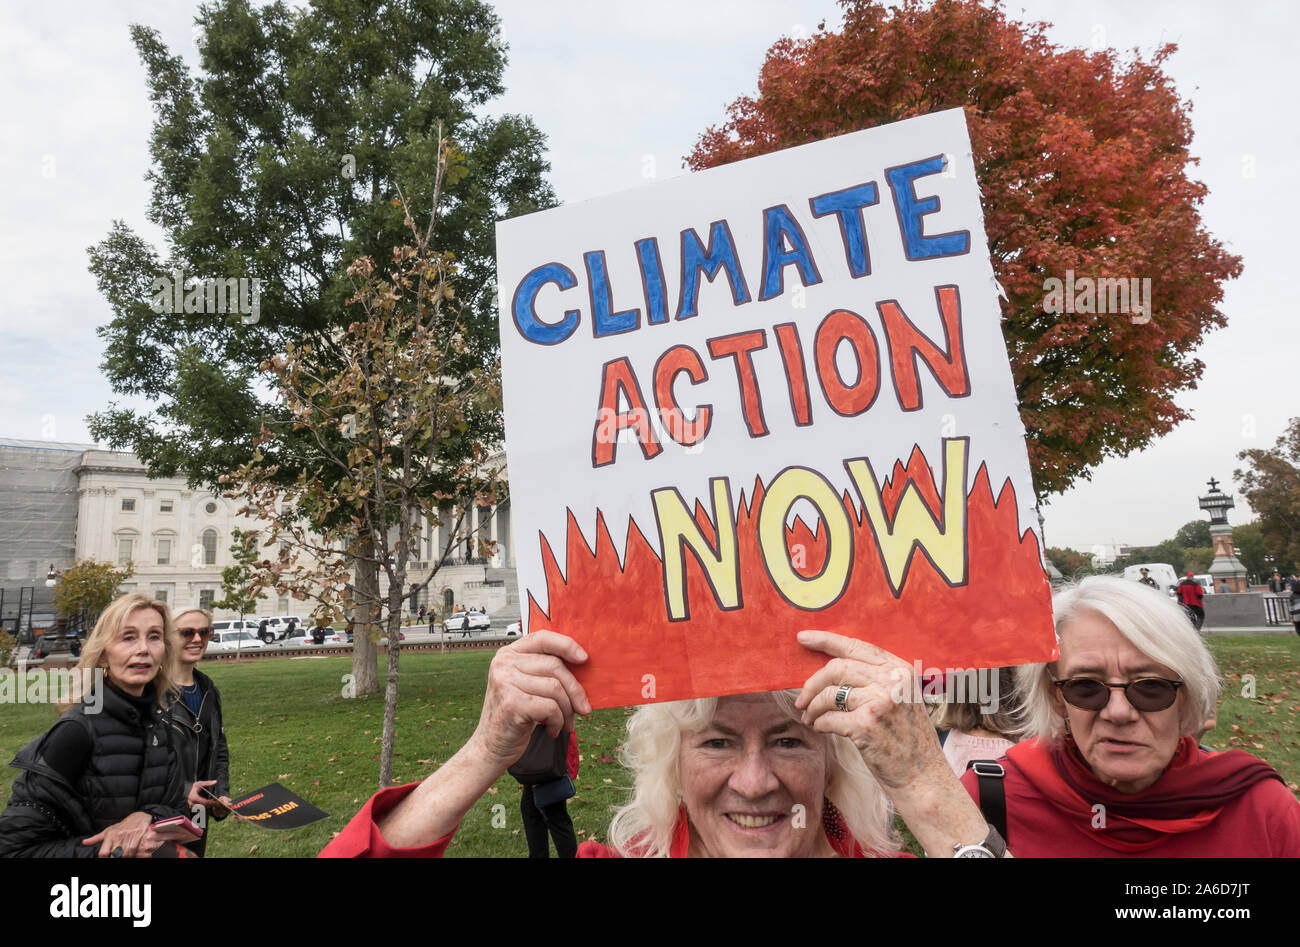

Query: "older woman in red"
<box><xmin>961</xmin><ymin>576</ymin><xmax>1300</xmax><ymax>856</ymax></box>
<box><xmin>322</xmin><ymin>630</ymin><xmax>1006</xmax><ymax>858</ymax></box>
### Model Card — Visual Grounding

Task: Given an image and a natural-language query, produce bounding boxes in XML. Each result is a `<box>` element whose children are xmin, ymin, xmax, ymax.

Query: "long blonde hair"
<box><xmin>606</xmin><ymin>690</ymin><xmax>900</xmax><ymax>857</ymax></box>
<box><xmin>75</xmin><ymin>593</ymin><xmax>179</xmax><ymax>706</ymax></box>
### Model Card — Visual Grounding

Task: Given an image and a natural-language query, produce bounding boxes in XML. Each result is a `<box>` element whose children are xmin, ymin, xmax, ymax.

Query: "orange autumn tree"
<box><xmin>687</xmin><ymin>0</ymin><xmax>1241</xmax><ymax>496</ymax></box>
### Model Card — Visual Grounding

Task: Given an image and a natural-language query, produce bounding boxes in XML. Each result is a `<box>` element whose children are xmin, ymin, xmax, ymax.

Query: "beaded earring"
<box><xmin>822</xmin><ymin>796</ymin><xmax>846</xmax><ymax>841</ymax></box>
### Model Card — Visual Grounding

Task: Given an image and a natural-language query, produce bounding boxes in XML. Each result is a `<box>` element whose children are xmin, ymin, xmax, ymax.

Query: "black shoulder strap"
<box><xmin>969</xmin><ymin>760</ymin><xmax>1007</xmax><ymax>845</ymax></box>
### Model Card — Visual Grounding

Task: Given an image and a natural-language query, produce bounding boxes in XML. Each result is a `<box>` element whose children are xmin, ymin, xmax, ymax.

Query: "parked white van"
<box><xmin>1123</xmin><ymin>563</ymin><xmax>1179</xmax><ymax>595</ymax></box>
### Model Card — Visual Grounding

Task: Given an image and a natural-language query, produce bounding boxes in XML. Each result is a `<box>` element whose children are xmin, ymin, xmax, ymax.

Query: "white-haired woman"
<box><xmin>960</xmin><ymin>575</ymin><xmax>1300</xmax><ymax>856</ymax></box>
<box><xmin>0</xmin><ymin>592</ymin><xmax>190</xmax><ymax>858</ymax></box>
<box><xmin>322</xmin><ymin>630</ymin><xmax>1007</xmax><ymax>858</ymax></box>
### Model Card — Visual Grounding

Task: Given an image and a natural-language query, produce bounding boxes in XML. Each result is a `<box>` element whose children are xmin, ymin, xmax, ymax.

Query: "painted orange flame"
<box><xmin>528</xmin><ymin>449</ymin><xmax>1056</xmax><ymax>708</ymax></box>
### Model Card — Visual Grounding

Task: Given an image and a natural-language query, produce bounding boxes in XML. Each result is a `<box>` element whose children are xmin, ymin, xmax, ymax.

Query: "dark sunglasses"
<box><xmin>178</xmin><ymin>626</ymin><xmax>213</xmax><ymax>640</ymax></box>
<box><xmin>1052</xmin><ymin>677</ymin><xmax>1184</xmax><ymax>712</ymax></box>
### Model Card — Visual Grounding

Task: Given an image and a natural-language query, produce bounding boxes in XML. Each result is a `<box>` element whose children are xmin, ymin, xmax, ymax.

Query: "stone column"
<box><xmin>1208</xmin><ymin>525</ymin><xmax>1248</xmax><ymax>592</ymax></box>
<box><xmin>497</xmin><ymin>501</ymin><xmax>512</xmax><ymax>569</ymax></box>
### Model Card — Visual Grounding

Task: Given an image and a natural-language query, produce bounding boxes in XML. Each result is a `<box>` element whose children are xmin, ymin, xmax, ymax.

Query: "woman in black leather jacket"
<box><xmin>0</xmin><ymin>593</ymin><xmax>188</xmax><ymax>858</ymax></box>
<box><xmin>169</xmin><ymin>608</ymin><xmax>233</xmax><ymax>856</ymax></box>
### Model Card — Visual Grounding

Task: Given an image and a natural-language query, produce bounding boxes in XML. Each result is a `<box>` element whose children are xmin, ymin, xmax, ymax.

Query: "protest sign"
<box><xmin>227</xmin><ymin>782</ymin><xmax>328</xmax><ymax>829</ymax></box>
<box><xmin>497</xmin><ymin>108</ymin><xmax>1056</xmax><ymax>708</ymax></box>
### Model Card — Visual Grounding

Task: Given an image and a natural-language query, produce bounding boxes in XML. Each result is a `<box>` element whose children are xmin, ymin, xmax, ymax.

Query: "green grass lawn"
<box><xmin>1201</xmin><ymin>635</ymin><xmax>1300</xmax><ymax>793</ymax></box>
<box><xmin>0</xmin><ymin>649</ymin><xmax>637</xmax><ymax>858</ymax></box>
<box><xmin>1</xmin><ymin>634</ymin><xmax>1295</xmax><ymax>857</ymax></box>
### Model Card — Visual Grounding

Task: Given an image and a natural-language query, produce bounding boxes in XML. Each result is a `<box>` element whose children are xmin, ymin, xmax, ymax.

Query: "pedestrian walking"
<box><xmin>1177</xmin><ymin>572</ymin><xmax>1205</xmax><ymax>631</ymax></box>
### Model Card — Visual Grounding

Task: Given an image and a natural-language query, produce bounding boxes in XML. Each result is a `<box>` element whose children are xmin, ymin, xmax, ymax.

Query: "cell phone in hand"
<box><xmin>198</xmin><ymin>785</ymin><xmax>232</xmax><ymax>819</ymax></box>
<box><xmin>152</xmin><ymin>815</ymin><xmax>203</xmax><ymax>841</ymax></box>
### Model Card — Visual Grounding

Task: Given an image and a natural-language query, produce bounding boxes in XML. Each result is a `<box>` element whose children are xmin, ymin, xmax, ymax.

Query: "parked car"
<box><xmin>505</xmin><ymin>621</ymin><xmax>521</xmax><ymax>638</ymax></box>
<box><xmin>443</xmin><ymin>611</ymin><xmax>491</xmax><ymax>634</ymax></box>
<box><xmin>213</xmin><ymin>619</ymin><xmax>260</xmax><ymax>635</ymax></box>
<box><xmin>307</xmin><ymin>623</ymin><xmax>344</xmax><ymax>645</ymax></box>
<box><xmin>275</xmin><ymin>626</ymin><xmax>347</xmax><ymax>648</ymax></box>
<box><xmin>274</xmin><ymin>627</ymin><xmax>310</xmax><ymax>648</ymax></box>
<box><xmin>208</xmin><ymin>631</ymin><xmax>266</xmax><ymax>654</ymax></box>
<box><xmin>311</xmin><ymin>626</ymin><xmax>347</xmax><ymax>646</ymax></box>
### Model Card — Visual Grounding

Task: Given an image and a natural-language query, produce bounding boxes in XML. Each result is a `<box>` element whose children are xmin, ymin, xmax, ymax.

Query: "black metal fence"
<box><xmin>0</xmin><ymin>586</ymin><xmax>56</xmax><ymax>643</ymax></box>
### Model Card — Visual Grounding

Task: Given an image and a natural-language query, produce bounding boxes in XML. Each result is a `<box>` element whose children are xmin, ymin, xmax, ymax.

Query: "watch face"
<box><xmin>954</xmin><ymin>845</ymin><xmax>997</xmax><ymax>858</ymax></box>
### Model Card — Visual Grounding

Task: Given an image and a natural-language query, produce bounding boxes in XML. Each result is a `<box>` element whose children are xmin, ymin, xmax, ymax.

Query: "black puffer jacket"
<box><xmin>0</xmin><ymin>681</ymin><xmax>186</xmax><ymax>858</ymax></box>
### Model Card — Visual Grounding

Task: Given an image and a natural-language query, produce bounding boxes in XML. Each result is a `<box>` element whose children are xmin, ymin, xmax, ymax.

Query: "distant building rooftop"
<box><xmin>0</xmin><ymin>437</ymin><xmax>101</xmax><ymax>453</ymax></box>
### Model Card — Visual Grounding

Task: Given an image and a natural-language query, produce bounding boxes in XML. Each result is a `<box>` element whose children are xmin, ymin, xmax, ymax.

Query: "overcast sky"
<box><xmin>1</xmin><ymin>0</ymin><xmax>1295</xmax><ymax>554</ymax></box>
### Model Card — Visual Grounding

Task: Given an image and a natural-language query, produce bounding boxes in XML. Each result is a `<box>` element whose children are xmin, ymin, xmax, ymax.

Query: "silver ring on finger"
<box><xmin>834</xmin><ymin>684</ymin><xmax>853</xmax><ymax>712</ymax></box>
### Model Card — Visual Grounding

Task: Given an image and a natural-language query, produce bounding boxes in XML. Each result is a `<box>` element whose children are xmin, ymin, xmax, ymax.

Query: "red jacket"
<box><xmin>319</xmin><ymin>785</ymin><xmax>883</xmax><ymax>857</ymax></box>
<box><xmin>1177</xmin><ymin>578</ymin><xmax>1205</xmax><ymax>607</ymax></box>
<box><xmin>319</xmin><ymin>784</ymin><xmax>456</xmax><ymax>858</ymax></box>
<box><xmin>321</xmin><ymin>732</ymin><xmax>580</xmax><ymax>858</ymax></box>
<box><xmin>960</xmin><ymin>738</ymin><xmax>1300</xmax><ymax>857</ymax></box>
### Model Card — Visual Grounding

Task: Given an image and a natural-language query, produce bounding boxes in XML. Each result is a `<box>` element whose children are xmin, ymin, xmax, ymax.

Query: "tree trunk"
<box><xmin>351</xmin><ymin>529</ymin><xmax>380</xmax><ymax>697</ymax></box>
<box><xmin>378</xmin><ymin>584</ymin><xmax>404</xmax><ymax>788</ymax></box>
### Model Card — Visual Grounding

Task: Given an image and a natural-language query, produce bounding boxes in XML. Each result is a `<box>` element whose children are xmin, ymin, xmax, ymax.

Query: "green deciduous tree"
<box><xmin>1045</xmin><ymin>546</ymin><xmax>1097</xmax><ymax>578</ymax></box>
<box><xmin>212</xmin><ymin>527</ymin><xmax>264</xmax><ymax>626</ymax></box>
<box><xmin>223</xmin><ymin>141</ymin><xmax>503</xmax><ymax>787</ymax></box>
<box><xmin>1232</xmin><ymin>521</ymin><xmax>1291</xmax><ymax>582</ymax></box>
<box><xmin>1236</xmin><ymin>418</ymin><xmax>1300</xmax><ymax>571</ymax></box>
<box><xmin>86</xmin><ymin>0</ymin><xmax>554</xmax><ymax>695</ymax></box>
<box><xmin>1173</xmin><ymin>520</ymin><xmax>1212</xmax><ymax>549</ymax></box>
<box><xmin>1128</xmin><ymin>539</ymin><xmax>1187</xmax><ymax>575</ymax></box>
<box><xmin>1181</xmin><ymin>547</ymin><xmax>1213</xmax><ymax>575</ymax></box>
<box><xmin>51</xmin><ymin>560</ymin><xmax>136</xmax><ymax>623</ymax></box>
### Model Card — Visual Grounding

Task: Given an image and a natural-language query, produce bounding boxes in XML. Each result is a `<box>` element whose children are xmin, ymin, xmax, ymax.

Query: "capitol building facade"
<box><xmin>1</xmin><ymin>438</ymin><xmax>520</xmax><ymax>624</ymax></box>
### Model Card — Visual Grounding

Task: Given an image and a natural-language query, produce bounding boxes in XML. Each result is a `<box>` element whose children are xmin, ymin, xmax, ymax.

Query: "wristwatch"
<box><xmin>952</xmin><ymin>825</ymin><xmax>1008</xmax><ymax>858</ymax></box>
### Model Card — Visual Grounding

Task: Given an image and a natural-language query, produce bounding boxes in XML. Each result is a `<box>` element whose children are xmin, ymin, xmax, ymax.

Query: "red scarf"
<box><xmin>1009</xmin><ymin>735</ymin><xmax>1283</xmax><ymax>853</ymax></box>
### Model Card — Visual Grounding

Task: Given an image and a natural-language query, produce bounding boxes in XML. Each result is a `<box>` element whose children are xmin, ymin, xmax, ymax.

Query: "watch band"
<box><xmin>952</xmin><ymin>824</ymin><xmax>1008</xmax><ymax>858</ymax></box>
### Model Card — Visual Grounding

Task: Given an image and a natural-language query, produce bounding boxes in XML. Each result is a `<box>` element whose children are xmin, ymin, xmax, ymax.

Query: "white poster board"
<box><xmin>497</xmin><ymin>108</ymin><xmax>1055</xmax><ymax>708</ymax></box>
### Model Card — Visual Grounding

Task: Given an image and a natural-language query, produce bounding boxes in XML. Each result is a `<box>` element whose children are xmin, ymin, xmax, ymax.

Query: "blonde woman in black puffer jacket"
<box><xmin>0</xmin><ymin>593</ymin><xmax>188</xmax><ymax>858</ymax></box>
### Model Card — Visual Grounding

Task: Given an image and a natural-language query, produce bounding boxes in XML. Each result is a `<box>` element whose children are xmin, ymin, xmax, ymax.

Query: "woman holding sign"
<box><xmin>960</xmin><ymin>576</ymin><xmax>1300</xmax><ymax>856</ymax></box>
<box><xmin>0</xmin><ymin>593</ymin><xmax>190</xmax><ymax>858</ymax></box>
<box><xmin>321</xmin><ymin>629</ymin><xmax>1005</xmax><ymax>858</ymax></box>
